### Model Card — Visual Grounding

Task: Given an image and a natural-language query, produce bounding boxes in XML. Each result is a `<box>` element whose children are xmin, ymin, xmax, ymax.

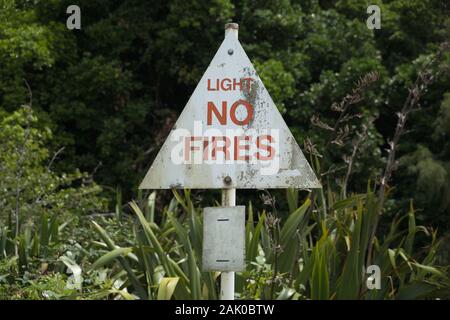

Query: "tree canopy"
<box><xmin>1</xmin><ymin>0</ymin><xmax>449</xmax><ymax>228</ymax></box>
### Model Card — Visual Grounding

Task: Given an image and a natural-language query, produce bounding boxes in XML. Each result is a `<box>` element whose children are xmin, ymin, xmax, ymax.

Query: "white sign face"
<box><xmin>140</xmin><ymin>28</ymin><xmax>320</xmax><ymax>189</ymax></box>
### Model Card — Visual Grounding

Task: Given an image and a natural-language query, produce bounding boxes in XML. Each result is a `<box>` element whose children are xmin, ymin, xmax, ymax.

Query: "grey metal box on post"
<box><xmin>202</xmin><ymin>206</ymin><xmax>246</xmax><ymax>272</ymax></box>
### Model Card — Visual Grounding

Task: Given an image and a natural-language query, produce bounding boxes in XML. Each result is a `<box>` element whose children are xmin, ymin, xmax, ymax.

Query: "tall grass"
<box><xmin>89</xmin><ymin>188</ymin><xmax>450</xmax><ymax>300</ymax></box>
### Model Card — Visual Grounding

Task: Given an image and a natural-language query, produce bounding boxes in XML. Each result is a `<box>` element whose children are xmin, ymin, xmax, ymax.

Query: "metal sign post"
<box><xmin>221</xmin><ymin>186</ymin><xmax>236</xmax><ymax>300</ymax></box>
<box><xmin>139</xmin><ymin>23</ymin><xmax>321</xmax><ymax>301</ymax></box>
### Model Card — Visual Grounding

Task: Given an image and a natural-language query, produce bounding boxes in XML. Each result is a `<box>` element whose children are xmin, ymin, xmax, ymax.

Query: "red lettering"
<box><xmin>230</xmin><ymin>100</ymin><xmax>254</xmax><ymax>125</ymax></box>
<box><xmin>234</xmin><ymin>136</ymin><xmax>251</xmax><ymax>161</ymax></box>
<box><xmin>207</xmin><ymin>101</ymin><xmax>227</xmax><ymax>125</ymax></box>
<box><xmin>221</xmin><ymin>78</ymin><xmax>232</xmax><ymax>91</ymax></box>
<box><xmin>242</xmin><ymin>77</ymin><xmax>254</xmax><ymax>92</ymax></box>
<box><xmin>184</xmin><ymin>136</ymin><xmax>202</xmax><ymax>161</ymax></box>
<box><xmin>203</xmin><ymin>139</ymin><xmax>210</xmax><ymax>160</ymax></box>
<box><xmin>256</xmin><ymin>135</ymin><xmax>275</xmax><ymax>160</ymax></box>
<box><xmin>211</xmin><ymin>136</ymin><xmax>230</xmax><ymax>160</ymax></box>
<box><xmin>233</xmin><ymin>78</ymin><xmax>241</xmax><ymax>91</ymax></box>
<box><xmin>207</xmin><ymin>79</ymin><xmax>219</xmax><ymax>91</ymax></box>
<box><xmin>207</xmin><ymin>78</ymin><xmax>254</xmax><ymax>92</ymax></box>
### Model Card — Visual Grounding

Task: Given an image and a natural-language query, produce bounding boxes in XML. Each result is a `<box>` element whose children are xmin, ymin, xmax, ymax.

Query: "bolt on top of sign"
<box><xmin>140</xmin><ymin>23</ymin><xmax>321</xmax><ymax>189</ymax></box>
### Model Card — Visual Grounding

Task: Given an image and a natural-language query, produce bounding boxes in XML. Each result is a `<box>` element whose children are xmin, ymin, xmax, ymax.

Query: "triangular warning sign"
<box><xmin>140</xmin><ymin>24</ymin><xmax>321</xmax><ymax>190</ymax></box>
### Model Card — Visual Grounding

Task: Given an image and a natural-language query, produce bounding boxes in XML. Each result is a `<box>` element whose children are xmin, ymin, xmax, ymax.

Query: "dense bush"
<box><xmin>1</xmin><ymin>1</ymin><xmax>449</xmax><ymax>228</ymax></box>
<box><xmin>1</xmin><ymin>0</ymin><xmax>449</xmax><ymax>300</ymax></box>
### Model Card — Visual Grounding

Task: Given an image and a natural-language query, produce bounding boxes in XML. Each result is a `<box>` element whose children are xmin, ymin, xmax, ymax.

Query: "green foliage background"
<box><xmin>2</xmin><ymin>0</ymin><xmax>449</xmax><ymax>227</ymax></box>
<box><xmin>0</xmin><ymin>0</ymin><xmax>450</xmax><ymax>300</ymax></box>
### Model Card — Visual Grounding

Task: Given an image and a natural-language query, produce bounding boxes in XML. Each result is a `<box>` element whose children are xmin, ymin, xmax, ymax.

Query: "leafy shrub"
<box><xmin>88</xmin><ymin>189</ymin><xmax>450</xmax><ymax>300</ymax></box>
<box><xmin>0</xmin><ymin>106</ymin><xmax>107</xmax><ymax>254</ymax></box>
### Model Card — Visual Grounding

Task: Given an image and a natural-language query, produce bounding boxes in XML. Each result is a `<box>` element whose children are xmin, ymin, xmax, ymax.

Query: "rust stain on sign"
<box><xmin>139</xmin><ymin>25</ymin><xmax>321</xmax><ymax>190</ymax></box>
